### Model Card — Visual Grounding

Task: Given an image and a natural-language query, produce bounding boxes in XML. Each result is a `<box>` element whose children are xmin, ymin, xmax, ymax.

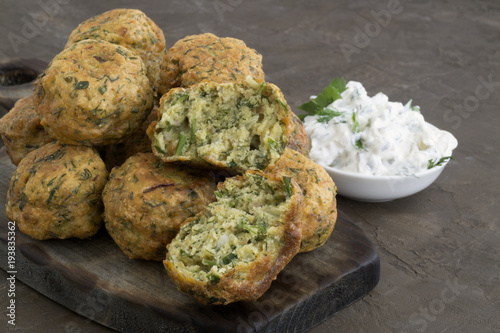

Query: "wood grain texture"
<box><xmin>0</xmin><ymin>148</ymin><xmax>379</xmax><ymax>333</ymax></box>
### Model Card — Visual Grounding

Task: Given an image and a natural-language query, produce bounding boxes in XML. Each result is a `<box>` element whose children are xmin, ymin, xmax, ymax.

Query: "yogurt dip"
<box><xmin>303</xmin><ymin>81</ymin><xmax>458</xmax><ymax>176</ymax></box>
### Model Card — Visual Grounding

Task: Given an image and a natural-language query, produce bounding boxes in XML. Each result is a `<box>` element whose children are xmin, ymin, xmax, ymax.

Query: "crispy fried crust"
<box><xmin>164</xmin><ymin>170</ymin><xmax>303</xmax><ymax>304</ymax></box>
<box><xmin>102</xmin><ymin>105</ymin><xmax>157</xmax><ymax>170</ymax></box>
<box><xmin>159</xmin><ymin>33</ymin><xmax>264</xmax><ymax>95</ymax></box>
<box><xmin>0</xmin><ymin>94</ymin><xmax>55</xmax><ymax>165</ymax></box>
<box><xmin>35</xmin><ymin>39</ymin><xmax>154</xmax><ymax>146</ymax></box>
<box><xmin>265</xmin><ymin>148</ymin><xmax>337</xmax><ymax>252</ymax></box>
<box><xmin>6</xmin><ymin>142</ymin><xmax>108</xmax><ymax>240</ymax></box>
<box><xmin>102</xmin><ymin>153</ymin><xmax>217</xmax><ymax>261</ymax></box>
<box><xmin>287</xmin><ymin>112</ymin><xmax>311</xmax><ymax>156</ymax></box>
<box><xmin>66</xmin><ymin>8</ymin><xmax>166</xmax><ymax>92</ymax></box>
<box><xmin>148</xmin><ymin>78</ymin><xmax>293</xmax><ymax>173</ymax></box>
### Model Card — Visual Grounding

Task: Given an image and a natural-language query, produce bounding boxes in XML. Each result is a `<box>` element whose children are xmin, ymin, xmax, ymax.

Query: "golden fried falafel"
<box><xmin>164</xmin><ymin>170</ymin><xmax>303</xmax><ymax>305</ymax></box>
<box><xmin>265</xmin><ymin>148</ymin><xmax>337</xmax><ymax>252</ymax></box>
<box><xmin>66</xmin><ymin>8</ymin><xmax>166</xmax><ymax>92</ymax></box>
<box><xmin>6</xmin><ymin>142</ymin><xmax>108</xmax><ymax>240</ymax></box>
<box><xmin>101</xmin><ymin>105</ymin><xmax>157</xmax><ymax>170</ymax></box>
<box><xmin>148</xmin><ymin>77</ymin><xmax>293</xmax><ymax>173</ymax></box>
<box><xmin>0</xmin><ymin>94</ymin><xmax>55</xmax><ymax>165</ymax></box>
<box><xmin>288</xmin><ymin>112</ymin><xmax>311</xmax><ymax>156</ymax></box>
<box><xmin>102</xmin><ymin>153</ymin><xmax>217</xmax><ymax>261</ymax></box>
<box><xmin>159</xmin><ymin>33</ymin><xmax>265</xmax><ymax>95</ymax></box>
<box><xmin>35</xmin><ymin>39</ymin><xmax>154</xmax><ymax>146</ymax></box>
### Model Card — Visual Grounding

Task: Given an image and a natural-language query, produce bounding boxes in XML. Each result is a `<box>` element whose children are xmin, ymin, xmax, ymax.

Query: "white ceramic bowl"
<box><xmin>322</xmin><ymin>162</ymin><xmax>450</xmax><ymax>202</ymax></box>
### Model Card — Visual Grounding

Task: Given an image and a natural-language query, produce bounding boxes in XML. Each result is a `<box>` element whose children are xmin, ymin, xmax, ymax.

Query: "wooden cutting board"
<box><xmin>0</xmin><ymin>149</ymin><xmax>379</xmax><ymax>333</ymax></box>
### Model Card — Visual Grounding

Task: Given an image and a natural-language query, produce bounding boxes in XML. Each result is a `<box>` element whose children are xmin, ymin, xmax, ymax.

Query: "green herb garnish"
<box><xmin>267</xmin><ymin>137</ymin><xmax>279</xmax><ymax>151</ymax></box>
<box><xmin>154</xmin><ymin>145</ymin><xmax>167</xmax><ymax>155</ymax></box>
<box><xmin>214</xmin><ymin>189</ymin><xmax>228</xmax><ymax>199</ymax></box>
<box><xmin>175</xmin><ymin>133</ymin><xmax>187</xmax><ymax>156</ymax></box>
<box><xmin>18</xmin><ymin>193</ymin><xmax>27</xmax><ymax>211</ymax></box>
<box><xmin>352</xmin><ymin>112</ymin><xmax>360</xmax><ymax>133</ymax></box>
<box><xmin>75</xmin><ymin>81</ymin><xmax>89</xmax><ymax>90</ymax></box>
<box><xmin>53</xmin><ymin>107</ymin><xmax>65</xmax><ymax>118</ymax></box>
<box><xmin>254</xmin><ymin>82</ymin><xmax>266</xmax><ymax>95</ymax></box>
<box><xmin>98</xmin><ymin>84</ymin><xmax>107</xmax><ymax>95</ymax></box>
<box><xmin>253</xmin><ymin>223</ymin><xmax>267</xmax><ymax>234</ymax></box>
<box><xmin>313</xmin><ymin>108</ymin><xmax>343</xmax><ymax>123</ymax></box>
<box><xmin>47</xmin><ymin>175</ymin><xmax>65</xmax><ymax>205</ymax></box>
<box><xmin>222</xmin><ymin>253</ymin><xmax>237</xmax><ymax>265</ymax></box>
<box><xmin>237</xmin><ymin>99</ymin><xmax>259</xmax><ymax>109</ymax></box>
<box><xmin>427</xmin><ymin>156</ymin><xmax>454</xmax><ymax>169</ymax></box>
<box><xmin>180</xmin><ymin>249</ymin><xmax>193</xmax><ymax>258</ymax></box>
<box><xmin>354</xmin><ymin>138</ymin><xmax>364</xmax><ymax>150</ymax></box>
<box><xmin>80</xmin><ymin>168</ymin><xmax>92</xmax><ymax>180</ymax></box>
<box><xmin>237</xmin><ymin>221</ymin><xmax>267</xmax><ymax>236</ymax></box>
<box><xmin>116</xmin><ymin>47</ymin><xmax>128</xmax><ymax>58</ymax></box>
<box><xmin>171</xmin><ymin>93</ymin><xmax>189</xmax><ymax>106</ymax></box>
<box><xmin>202</xmin><ymin>258</ymin><xmax>216</xmax><ymax>266</ymax></box>
<box><xmin>351</xmin><ymin>112</ymin><xmax>364</xmax><ymax>150</ymax></box>
<box><xmin>105</xmin><ymin>74</ymin><xmax>120</xmax><ymax>82</ymax></box>
<box><xmin>190</xmin><ymin>119</ymin><xmax>197</xmax><ymax>143</ymax></box>
<box><xmin>163</xmin><ymin>121</ymin><xmax>173</xmax><ymax>132</ymax></box>
<box><xmin>188</xmin><ymin>189</ymin><xmax>199</xmax><ymax>199</ymax></box>
<box><xmin>283</xmin><ymin>176</ymin><xmax>293</xmax><ymax>198</ymax></box>
<box><xmin>207</xmin><ymin>273</ymin><xmax>220</xmax><ymax>285</ymax></box>
<box><xmin>47</xmin><ymin>176</ymin><xmax>57</xmax><ymax>187</ymax></box>
<box><xmin>298</xmin><ymin>77</ymin><xmax>347</xmax><ymax>122</ymax></box>
<box><xmin>406</xmin><ymin>99</ymin><xmax>421</xmax><ymax>112</ymax></box>
<box><xmin>277</xmin><ymin>97</ymin><xmax>288</xmax><ymax>110</ymax></box>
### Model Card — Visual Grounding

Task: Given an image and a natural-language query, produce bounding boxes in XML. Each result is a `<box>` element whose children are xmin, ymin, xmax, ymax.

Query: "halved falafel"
<box><xmin>164</xmin><ymin>170</ymin><xmax>303</xmax><ymax>304</ymax></box>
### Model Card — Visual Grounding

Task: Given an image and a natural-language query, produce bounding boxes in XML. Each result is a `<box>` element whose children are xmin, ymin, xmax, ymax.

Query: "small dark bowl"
<box><xmin>0</xmin><ymin>58</ymin><xmax>48</xmax><ymax>115</ymax></box>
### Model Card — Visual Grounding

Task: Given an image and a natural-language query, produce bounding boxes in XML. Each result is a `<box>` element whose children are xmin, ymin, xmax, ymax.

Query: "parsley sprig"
<box><xmin>351</xmin><ymin>112</ymin><xmax>365</xmax><ymax>150</ymax></box>
<box><xmin>405</xmin><ymin>99</ymin><xmax>421</xmax><ymax>112</ymax></box>
<box><xmin>298</xmin><ymin>77</ymin><xmax>347</xmax><ymax>123</ymax></box>
<box><xmin>427</xmin><ymin>156</ymin><xmax>454</xmax><ymax>169</ymax></box>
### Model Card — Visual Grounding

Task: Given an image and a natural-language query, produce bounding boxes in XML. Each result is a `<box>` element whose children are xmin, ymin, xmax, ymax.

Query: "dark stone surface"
<box><xmin>1</xmin><ymin>0</ymin><xmax>499</xmax><ymax>332</ymax></box>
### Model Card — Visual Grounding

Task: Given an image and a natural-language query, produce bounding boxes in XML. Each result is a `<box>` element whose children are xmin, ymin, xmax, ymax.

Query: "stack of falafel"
<box><xmin>0</xmin><ymin>9</ymin><xmax>337</xmax><ymax>305</ymax></box>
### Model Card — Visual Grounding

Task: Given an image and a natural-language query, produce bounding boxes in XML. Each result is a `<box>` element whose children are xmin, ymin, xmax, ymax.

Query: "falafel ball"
<box><xmin>159</xmin><ymin>33</ymin><xmax>265</xmax><ymax>95</ymax></box>
<box><xmin>148</xmin><ymin>77</ymin><xmax>293</xmax><ymax>173</ymax></box>
<box><xmin>101</xmin><ymin>105</ymin><xmax>157</xmax><ymax>170</ymax></box>
<box><xmin>6</xmin><ymin>141</ymin><xmax>108</xmax><ymax>240</ymax></box>
<box><xmin>66</xmin><ymin>8</ymin><xmax>166</xmax><ymax>92</ymax></box>
<box><xmin>0</xmin><ymin>94</ymin><xmax>55</xmax><ymax>165</ymax></box>
<box><xmin>265</xmin><ymin>148</ymin><xmax>337</xmax><ymax>252</ymax></box>
<box><xmin>164</xmin><ymin>170</ymin><xmax>303</xmax><ymax>305</ymax></box>
<box><xmin>35</xmin><ymin>39</ymin><xmax>154</xmax><ymax>146</ymax></box>
<box><xmin>102</xmin><ymin>153</ymin><xmax>217</xmax><ymax>261</ymax></box>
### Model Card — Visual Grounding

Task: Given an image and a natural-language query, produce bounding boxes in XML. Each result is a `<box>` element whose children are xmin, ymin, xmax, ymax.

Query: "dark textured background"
<box><xmin>1</xmin><ymin>0</ymin><xmax>499</xmax><ymax>332</ymax></box>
